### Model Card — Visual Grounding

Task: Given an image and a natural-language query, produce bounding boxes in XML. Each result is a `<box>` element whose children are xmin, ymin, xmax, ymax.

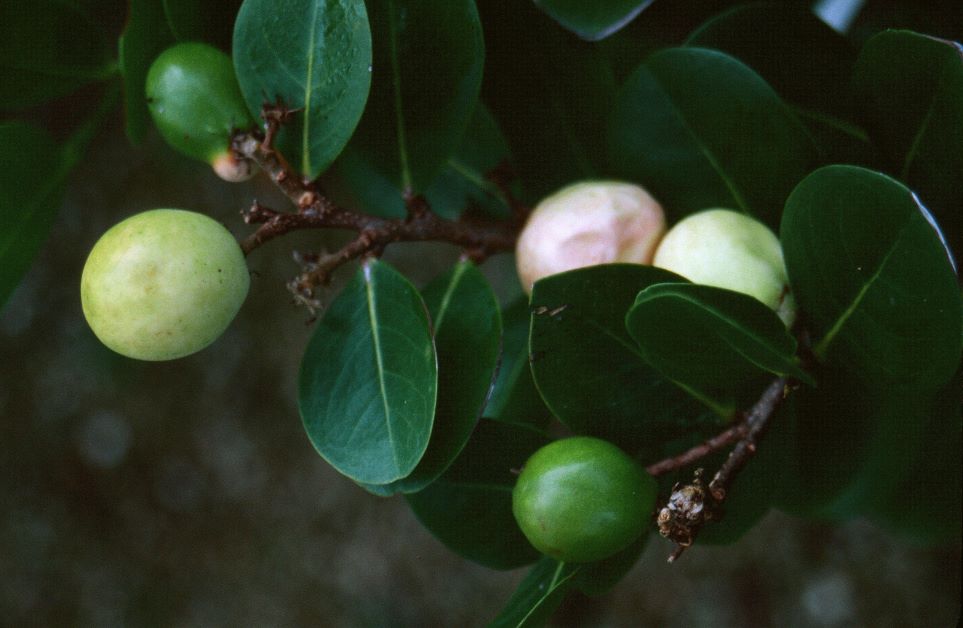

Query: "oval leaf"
<box><xmin>781</xmin><ymin>165</ymin><xmax>961</xmax><ymax>392</ymax></box>
<box><xmin>607</xmin><ymin>47</ymin><xmax>817</xmax><ymax>227</ymax></box>
<box><xmin>529</xmin><ymin>264</ymin><xmax>712</xmax><ymax>448</ymax></box>
<box><xmin>533</xmin><ymin>0</ymin><xmax>654</xmax><ymax>41</ymax></box>
<box><xmin>853</xmin><ymin>30</ymin><xmax>963</xmax><ymax>263</ymax></box>
<box><xmin>405</xmin><ymin>419</ymin><xmax>547</xmax><ymax>570</ymax></box>
<box><xmin>0</xmin><ymin>1</ymin><xmax>115</xmax><ymax>111</ymax></box>
<box><xmin>298</xmin><ymin>258</ymin><xmax>437</xmax><ymax>484</ymax></box>
<box><xmin>233</xmin><ymin>0</ymin><xmax>372</xmax><ymax>178</ymax></box>
<box><xmin>332</xmin><ymin>0</ymin><xmax>484</xmax><ymax>198</ymax></box>
<box><xmin>625</xmin><ymin>282</ymin><xmax>812</xmax><ymax>414</ymax></box>
<box><xmin>369</xmin><ymin>261</ymin><xmax>501</xmax><ymax>494</ymax></box>
<box><xmin>0</xmin><ymin>122</ymin><xmax>66</xmax><ymax>308</ymax></box>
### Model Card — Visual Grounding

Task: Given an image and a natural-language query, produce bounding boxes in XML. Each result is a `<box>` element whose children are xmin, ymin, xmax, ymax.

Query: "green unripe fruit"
<box><xmin>146</xmin><ymin>43</ymin><xmax>256</xmax><ymax>181</ymax></box>
<box><xmin>512</xmin><ymin>436</ymin><xmax>656</xmax><ymax>563</ymax></box>
<box><xmin>81</xmin><ymin>209</ymin><xmax>249</xmax><ymax>361</ymax></box>
<box><xmin>654</xmin><ymin>209</ymin><xmax>796</xmax><ymax>326</ymax></box>
<box><xmin>515</xmin><ymin>181</ymin><xmax>666</xmax><ymax>294</ymax></box>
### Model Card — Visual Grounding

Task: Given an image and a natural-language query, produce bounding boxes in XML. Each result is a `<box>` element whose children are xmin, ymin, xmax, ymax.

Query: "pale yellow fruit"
<box><xmin>81</xmin><ymin>209</ymin><xmax>249</xmax><ymax>360</ymax></box>
<box><xmin>515</xmin><ymin>181</ymin><xmax>666</xmax><ymax>293</ymax></box>
<box><xmin>653</xmin><ymin>209</ymin><xmax>796</xmax><ymax>326</ymax></box>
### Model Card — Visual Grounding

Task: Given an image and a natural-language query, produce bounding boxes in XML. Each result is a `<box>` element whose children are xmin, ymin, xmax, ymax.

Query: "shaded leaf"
<box><xmin>119</xmin><ymin>0</ymin><xmax>174</xmax><ymax>144</ymax></box>
<box><xmin>489</xmin><ymin>557</ymin><xmax>579</xmax><ymax>627</ymax></box>
<box><xmin>369</xmin><ymin>261</ymin><xmax>501</xmax><ymax>494</ymax></box>
<box><xmin>233</xmin><ymin>0</ymin><xmax>372</xmax><ymax>178</ymax></box>
<box><xmin>0</xmin><ymin>123</ymin><xmax>66</xmax><ymax>308</ymax></box>
<box><xmin>685</xmin><ymin>3</ymin><xmax>872</xmax><ymax>165</ymax></box>
<box><xmin>486</xmin><ymin>298</ymin><xmax>552</xmax><ymax>428</ymax></box>
<box><xmin>479</xmin><ymin>0</ymin><xmax>619</xmax><ymax>200</ymax></box>
<box><xmin>335</xmin><ymin>0</ymin><xmax>484</xmax><ymax>197</ymax></box>
<box><xmin>529</xmin><ymin>265</ymin><xmax>710</xmax><ymax>449</ymax></box>
<box><xmin>162</xmin><ymin>0</ymin><xmax>242</xmax><ymax>48</ymax></box>
<box><xmin>781</xmin><ymin>165</ymin><xmax>961</xmax><ymax>393</ymax></box>
<box><xmin>298</xmin><ymin>259</ymin><xmax>437</xmax><ymax>484</ymax></box>
<box><xmin>405</xmin><ymin>419</ymin><xmax>546</xmax><ymax>570</ymax></box>
<box><xmin>625</xmin><ymin>283</ymin><xmax>811</xmax><ymax>415</ymax></box>
<box><xmin>0</xmin><ymin>1</ymin><xmax>115</xmax><ymax>111</ymax></box>
<box><xmin>853</xmin><ymin>30</ymin><xmax>963</xmax><ymax>263</ymax></box>
<box><xmin>607</xmin><ymin>47</ymin><xmax>817</xmax><ymax>227</ymax></box>
<box><xmin>571</xmin><ymin>532</ymin><xmax>648</xmax><ymax>595</ymax></box>
<box><xmin>533</xmin><ymin>0</ymin><xmax>654</xmax><ymax>41</ymax></box>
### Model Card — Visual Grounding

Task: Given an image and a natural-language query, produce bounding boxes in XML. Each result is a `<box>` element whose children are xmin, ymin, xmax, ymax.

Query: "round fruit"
<box><xmin>515</xmin><ymin>181</ymin><xmax>665</xmax><ymax>294</ymax></box>
<box><xmin>145</xmin><ymin>42</ymin><xmax>256</xmax><ymax>181</ymax></box>
<box><xmin>81</xmin><ymin>209</ymin><xmax>249</xmax><ymax>361</ymax></box>
<box><xmin>653</xmin><ymin>209</ymin><xmax>796</xmax><ymax>326</ymax></box>
<box><xmin>512</xmin><ymin>436</ymin><xmax>656</xmax><ymax>563</ymax></box>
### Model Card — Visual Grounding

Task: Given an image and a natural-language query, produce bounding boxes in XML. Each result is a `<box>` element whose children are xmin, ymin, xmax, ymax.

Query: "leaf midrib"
<box><xmin>364</xmin><ymin>263</ymin><xmax>400</xmax><ymax>473</ymax></box>
<box><xmin>301</xmin><ymin>0</ymin><xmax>322</xmax><ymax>176</ymax></box>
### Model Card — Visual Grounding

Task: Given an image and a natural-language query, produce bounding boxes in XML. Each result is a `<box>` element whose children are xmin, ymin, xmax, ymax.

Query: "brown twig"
<box><xmin>230</xmin><ymin>104</ymin><xmax>522</xmax><ymax>300</ymax></box>
<box><xmin>645</xmin><ymin>423</ymin><xmax>749</xmax><ymax>477</ymax></box>
<box><xmin>652</xmin><ymin>376</ymin><xmax>793</xmax><ymax>562</ymax></box>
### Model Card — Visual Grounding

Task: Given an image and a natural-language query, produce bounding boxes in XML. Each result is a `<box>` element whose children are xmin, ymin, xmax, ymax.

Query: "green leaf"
<box><xmin>570</xmin><ymin>532</ymin><xmax>648</xmax><ymax>595</ymax></box>
<box><xmin>486</xmin><ymin>298</ymin><xmax>552</xmax><ymax>428</ymax></box>
<box><xmin>533</xmin><ymin>0</ymin><xmax>653</xmax><ymax>41</ymax></box>
<box><xmin>119</xmin><ymin>0</ymin><xmax>174</xmax><ymax>144</ymax></box>
<box><xmin>424</xmin><ymin>103</ymin><xmax>513</xmax><ymax>220</ymax></box>
<box><xmin>607</xmin><ymin>47</ymin><xmax>817</xmax><ymax>227</ymax></box>
<box><xmin>368</xmin><ymin>261</ymin><xmax>501</xmax><ymax>494</ymax></box>
<box><xmin>479</xmin><ymin>0</ymin><xmax>619</xmax><ymax>200</ymax></box>
<box><xmin>0</xmin><ymin>1</ymin><xmax>115</xmax><ymax>111</ymax></box>
<box><xmin>298</xmin><ymin>258</ymin><xmax>437</xmax><ymax>485</ymax></box>
<box><xmin>781</xmin><ymin>165</ymin><xmax>962</xmax><ymax>393</ymax></box>
<box><xmin>405</xmin><ymin>419</ymin><xmax>547</xmax><ymax>570</ymax></box>
<box><xmin>685</xmin><ymin>4</ymin><xmax>872</xmax><ymax>165</ymax></box>
<box><xmin>233</xmin><ymin>0</ymin><xmax>372</xmax><ymax>178</ymax></box>
<box><xmin>489</xmin><ymin>557</ymin><xmax>579</xmax><ymax>628</ymax></box>
<box><xmin>773</xmin><ymin>365</ymin><xmax>877</xmax><ymax>517</ymax></box>
<box><xmin>529</xmin><ymin>264</ymin><xmax>710</xmax><ymax>449</ymax></box>
<box><xmin>325</xmin><ymin>102</ymin><xmax>512</xmax><ymax>220</ymax></box>
<box><xmin>625</xmin><ymin>283</ymin><xmax>812</xmax><ymax>415</ymax></box>
<box><xmin>0</xmin><ymin>122</ymin><xmax>65</xmax><ymax>308</ymax></box>
<box><xmin>335</xmin><ymin>0</ymin><xmax>484</xmax><ymax>194</ymax></box>
<box><xmin>852</xmin><ymin>30</ymin><xmax>963</xmax><ymax>262</ymax></box>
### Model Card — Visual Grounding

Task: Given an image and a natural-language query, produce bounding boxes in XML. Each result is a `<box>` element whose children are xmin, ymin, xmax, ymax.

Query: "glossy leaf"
<box><xmin>853</xmin><ymin>30</ymin><xmax>963</xmax><ymax>262</ymax></box>
<box><xmin>489</xmin><ymin>557</ymin><xmax>579</xmax><ymax>628</ymax></box>
<box><xmin>781</xmin><ymin>165</ymin><xmax>962</xmax><ymax>393</ymax></box>
<box><xmin>369</xmin><ymin>261</ymin><xmax>501</xmax><ymax>494</ymax></box>
<box><xmin>0</xmin><ymin>123</ymin><xmax>65</xmax><ymax>308</ymax></box>
<box><xmin>607</xmin><ymin>47</ymin><xmax>817</xmax><ymax>227</ymax></box>
<box><xmin>626</xmin><ymin>283</ymin><xmax>812</xmax><ymax>415</ymax></box>
<box><xmin>405</xmin><ymin>419</ymin><xmax>546</xmax><ymax>570</ymax></box>
<box><xmin>119</xmin><ymin>0</ymin><xmax>174</xmax><ymax>144</ymax></box>
<box><xmin>533</xmin><ymin>0</ymin><xmax>653</xmax><ymax>41</ymax></box>
<box><xmin>298</xmin><ymin>259</ymin><xmax>437</xmax><ymax>484</ymax></box>
<box><xmin>337</xmin><ymin>0</ymin><xmax>484</xmax><ymax>197</ymax></box>
<box><xmin>529</xmin><ymin>265</ymin><xmax>710</xmax><ymax>449</ymax></box>
<box><xmin>486</xmin><ymin>298</ymin><xmax>552</xmax><ymax>428</ymax></box>
<box><xmin>233</xmin><ymin>0</ymin><xmax>372</xmax><ymax>178</ymax></box>
<box><xmin>0</xmin><ymin>1</ymin><xmax>115</xmax><ymax>111</ymax></box>
<box><xmin>479</xmin><ymin>0</ymin><xmax>619</xmax><ymax>200</ymax></box>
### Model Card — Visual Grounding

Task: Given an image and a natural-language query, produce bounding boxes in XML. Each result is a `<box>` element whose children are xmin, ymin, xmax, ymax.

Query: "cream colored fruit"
<box><xmin>653</xmin><ymin>209</ymin><xmax>796</xmax><ymax>326</ymax></box>
<box><xmin>515</xmin><ymin>181</ymin><xmax>666</xmax><ymax>293</ymax></box>
<box><xmin>81</xmin><ymin>209</ymin><xmax>250</xmax><ymax>361</ymax></box>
